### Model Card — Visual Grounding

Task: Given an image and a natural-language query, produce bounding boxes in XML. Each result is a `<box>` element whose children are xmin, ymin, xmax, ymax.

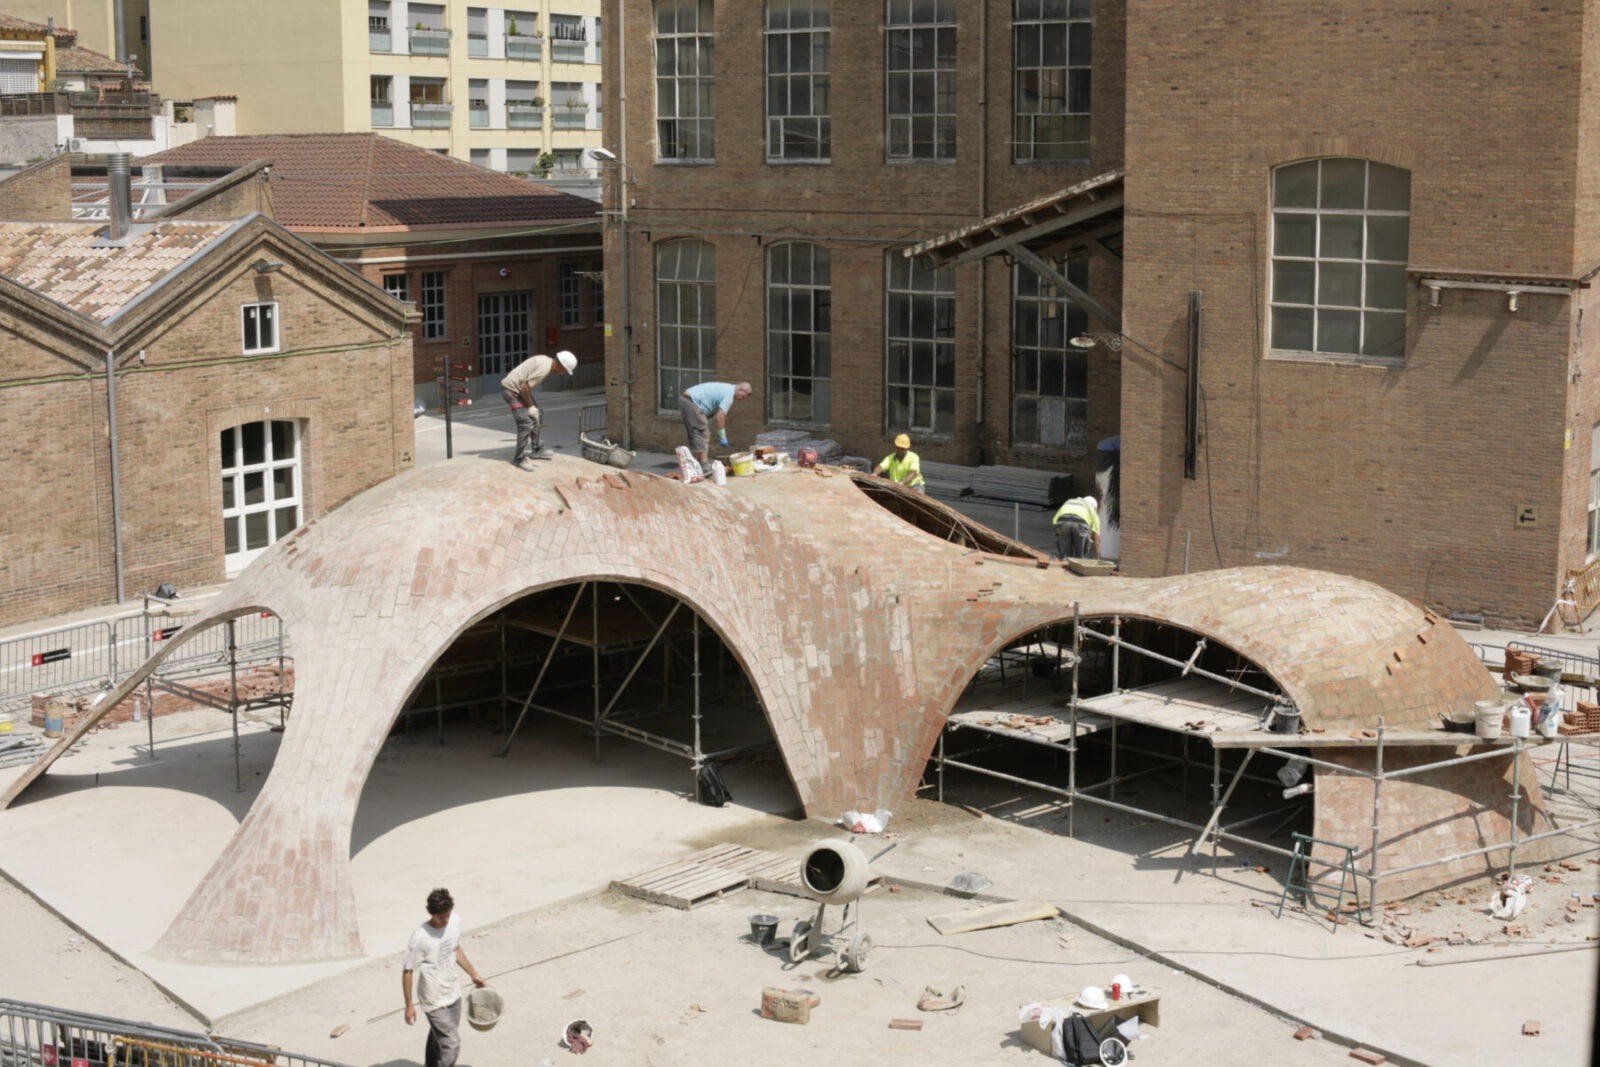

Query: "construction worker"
<box><xmin>402</xmin><ymin>887</ymin><xmax>487</xmax><ymax>1067</ymax></box>
<box><xmin>1053</xmin><ymin>493</ymin><xmax>1101</xmax><ymax>560</ymax></box>
<box><xmin>501</xmin><ymin>350</ymin><xmax>577</xmax><ymax>469</ymax></box>
<box><xmin>679</xmin><ymin>380</ymin><xmax>752</xmax><ymax>465</ymax></box>
<box><xmin>873</xmin><ymin>433</ymin><xmax>926</xmax><ymax>492</ymax></box>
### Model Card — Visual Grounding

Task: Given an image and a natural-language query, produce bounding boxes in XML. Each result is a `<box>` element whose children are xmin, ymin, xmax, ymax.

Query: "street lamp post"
<box><xmin>587</xmin><ymin>146</ymin><xmax>636</xmax><ymax>449</ymax></box>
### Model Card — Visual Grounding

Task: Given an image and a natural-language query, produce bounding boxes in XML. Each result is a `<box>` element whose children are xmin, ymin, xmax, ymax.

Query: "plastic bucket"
<box><xmin>466</xmin><ymin>987</ymin><xmax>504</xmax><ymax>1032</ymax></box>
<box><xmin>729</xmin><ymin>451</ymin><xmax>755</xmax><ymax>476</ymax></box>
<box><xmin>43</xmin><ymin>711</ymin><xmax>64</xmax><ymax>738</ymax></box>
<box><xmin>1474</xmin><ymin>699</ymin><xmax>1504</xmax><ymax>739</ymax></box>
<box><xmin>749</xmin><ymin>913</ymin><xmax>780</xmax><ymax>945</ymax></box>
<box><xmin>1272</xmin><ymin>707</ymin><xmax>1303</xmax><ymax>734</ymax></box>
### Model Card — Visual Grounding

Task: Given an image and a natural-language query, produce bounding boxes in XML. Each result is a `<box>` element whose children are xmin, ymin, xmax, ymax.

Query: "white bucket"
<box><xmin>1475</xmin><ymin>699</ymin><xmax>1505</xmax><ymax>739</ymax></box>
<box><xmin>1508</xmin><ymin>703</ymin><xmax>1531</xmax><ymax>738</ymax></box>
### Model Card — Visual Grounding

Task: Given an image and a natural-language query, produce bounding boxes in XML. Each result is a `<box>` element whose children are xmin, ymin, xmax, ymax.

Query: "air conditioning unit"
<box><xmin>67</xmin><ymin>138</ymin><xmax>86</xmax><ymax>153</ymax></box>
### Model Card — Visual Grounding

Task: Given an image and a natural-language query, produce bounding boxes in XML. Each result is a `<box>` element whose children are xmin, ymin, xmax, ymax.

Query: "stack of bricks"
<box><xmin>1502</xmin><ymin>648</ymin><xmax>1540</xmax><ymax>682</ymax></box>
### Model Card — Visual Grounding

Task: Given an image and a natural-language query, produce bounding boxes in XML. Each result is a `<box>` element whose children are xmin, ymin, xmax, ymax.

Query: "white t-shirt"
<box><xmin>403</xmin><ymin>915</ymin><xmax>462</xmax><ymax>1012</ymax></box>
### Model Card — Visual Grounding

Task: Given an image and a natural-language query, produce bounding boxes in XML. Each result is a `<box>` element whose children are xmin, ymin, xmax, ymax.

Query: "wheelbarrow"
<box><xmin>784</xmin><ymin>839</ymin><xmax>896</xmax><ymax>973</ymax></box>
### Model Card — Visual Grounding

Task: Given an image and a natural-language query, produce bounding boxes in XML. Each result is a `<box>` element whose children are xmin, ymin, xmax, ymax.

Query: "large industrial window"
<box><xmin>220</xmin><ymin>420</ymin><xmax>301</xmax><ymax>575</ymax></box>
<box><xmin>590</xmin><ymin>260</ymin><xmax>605</xmax><ymax>324</ymax></box>
<box><xmin>656</xmin><ymin>0</ymin><xmax>715</xmax><ymax>161</ymax></box>
<box><xmin>767</xmin><ymin>1</ymin><xmax>831</xmax><ymax>162</ymax></box>
<box><xmin>1013</xmin><ymin>257</ymin><xmax>1088</xmax><ymax>449</ymax></box>
<box><xmin>885</xmin><ymin>253</ymin><xmax>956</xmax><ymax>435</ymax></box>
<box><xmin>1270</xmin><ymin>158</ymin><xmax>1409</xmax><ymax>361</ymax></box>
<box><xmin>421</xmin><ymin>271</ymin><xmax>448</xmax><ymax>340</ymax></box>
<box><xmin>657</xmin><ymin>240</ymin><xmax>717</xmax><ymax>411</ymax></box>
<box><xmin>767</xmin><ymin>242</ymin><xmax>832</xmax><ymax>424</ymax></box>
<box><xmin>382</xmin><ymin>273</ymin><xmax>410</xmax><ymax>303</ymax></box>
<box><xmin>886</xmin><ymin>0</ymin><xmax>956</xmax><ymax>162</ymax></box>
<box><xmin>1013</xmin><ymin>0</ymin><xmax>1092</xmax><ymax>163</ymax></box>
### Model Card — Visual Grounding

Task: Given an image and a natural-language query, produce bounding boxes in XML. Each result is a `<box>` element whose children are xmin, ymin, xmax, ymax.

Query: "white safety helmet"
<box><xmin>556</xmin><ymin>350</ymin><xmax>578</xmax><ymax>374</ymax></box>
<box><xmin>1075</xmin><ymin>985</ymin><xmax>1109</xmax><ymax>1011</ymax></box>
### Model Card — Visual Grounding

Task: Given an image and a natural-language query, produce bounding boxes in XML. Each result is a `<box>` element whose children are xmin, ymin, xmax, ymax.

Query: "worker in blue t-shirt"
<box><xmin>679</xmin><ymin>380</ymin><xmax>752</xmax><ymax>465</ymax></box>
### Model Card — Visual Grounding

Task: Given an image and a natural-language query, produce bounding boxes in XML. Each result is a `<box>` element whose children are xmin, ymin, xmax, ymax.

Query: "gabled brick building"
<box><xmin>0</xmin><ymin>179</ymin><xmax>414</xmax><ymax>626</ymax></box>
<box><xmin>138</xmin><ymin>133</ymin><xmax>602</xmax><ymax>404</ymax></box>
<box><xmin>597</xmin><ymin>0</ymin><xmax>1599</xmax><ymax>625</ymax></box>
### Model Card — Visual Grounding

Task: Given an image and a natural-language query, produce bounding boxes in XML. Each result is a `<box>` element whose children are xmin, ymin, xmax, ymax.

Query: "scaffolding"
<box><xmin>930</xmin><ymin>605</ymin><xmax>1600</xmax><ymax>904</ymax></box>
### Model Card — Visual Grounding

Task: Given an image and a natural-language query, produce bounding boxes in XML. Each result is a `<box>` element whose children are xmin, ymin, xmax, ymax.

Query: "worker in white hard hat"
<box><xmin>1052</xmin><ymin>493</ymin><xmax>1101</xmax><ymax>560</ymax></box>
<box><xmin>501</xmin><ymin>350</ymin><xmax>577</xmax><ymax>469</ymax></box>
<box><xmin>873</xmin><ymin>433</ymin><xmax>925</xmax><ymax>492</ymax></box>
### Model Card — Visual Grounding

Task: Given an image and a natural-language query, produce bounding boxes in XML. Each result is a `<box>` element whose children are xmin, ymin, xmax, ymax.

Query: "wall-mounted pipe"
<box><xmin>105</xmin><ymin>349</ymin><xmax>126</xmax><ymax>605</ymax></box>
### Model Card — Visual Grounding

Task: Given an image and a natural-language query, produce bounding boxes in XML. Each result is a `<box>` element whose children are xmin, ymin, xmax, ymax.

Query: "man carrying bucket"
<box><xmin>873</xmin><ymin>434</ymin><xmax>925</xmax><ymax>492</ymax></box>
<box><xmin>402</xmin><ymin>887</ymin><xmax>487</xmax><ymax>1067</ymax></box>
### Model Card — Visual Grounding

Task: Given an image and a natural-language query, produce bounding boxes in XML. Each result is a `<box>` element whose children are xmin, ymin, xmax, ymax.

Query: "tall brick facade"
<box><xmin>0</xmin><ymin>214</ymin><xmax>414</xmax><ymax>625</ymax></box>
<box><xmin>597</xmin><ymin>0</ymin><xmax>1599</xmax><ymax>622</ymax></box>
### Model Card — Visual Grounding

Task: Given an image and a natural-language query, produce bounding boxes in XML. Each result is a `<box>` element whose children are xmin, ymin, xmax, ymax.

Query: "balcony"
<box><xmin>505</xmin><ymin>33</ymin><xmax>543</xmax><ymax>61</ymax></box>
<box><xmin>552</xmin><ymin>108</ymin><xmax>587</xmax><ymax>130</ymax></box>
<box><xmin>369</xmin><ymin>24</ymin><xmax>393</xmax><ymax>51</ymax></box>
<box><xmin>410</xmin><ymin>102</ymin><xmax>453</xmax><ymax>128</ymax></box>
<box><xmin>1</xmin><ymin>91</ymin><xmax>159</xmax><ymax>139</ymax></box>
<box><xmin>507</xmin><ymin>104</ymin><xmax>545</xmax><ymax>129</ymax></box>
<box><xmin>371</xmin><ymin>100</ymin><xmax>395</xmax><ymax>127</ymax></box>
<box><xmin>551</xmin><ymin>40</ymin><xmax>586</xmax><ymax>63</ymax></box>
<box><xmin>409</xmin><ymin>27</ymin><xmax>451</xmax><ymax>56</ymax></box>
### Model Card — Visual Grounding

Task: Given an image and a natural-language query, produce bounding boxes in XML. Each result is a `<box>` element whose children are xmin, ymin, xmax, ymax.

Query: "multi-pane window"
<box><xmin>368</xmin><ymin>0</ymin><xmax>393</xmax><ymax>51</ymax></box>
<box><xmin>1589</xmin><ymin>423</ymin><xmax>1600</xmax><ymax>558</ymax></box>
<box><xmin>590</xmin><ymin>260</ymin><xmax>605</xmax><ymax>324</ymax></box>
<box><xmin>885</xmin><ymin>253</ymin><xmax>956</xmax><ymax>435</ymax></box>
<box><xmin>559</xmin><ymin>262</ymin><xmax>581</xmax><ymax>326</ymax></box>
<box><xmin>657</xmin><ymin>240</ymin><xmax>716</xmax><ymax>411</ymax></box>
<box><xmin>370</xmin><ymin>75</ymin><xmax>394</xmax><ymax>126</ymax></box>
<box><xmin>1013</xmin><ymin>0</ymin><xmax>1093</xmax><ymax>163</ymax></box>
<box><xmin>1270</xmin><ymin>158</ymin><xmax>1410</xmax><ymax>360</ymax></box>
<box><xmin>220</xmin><ymin>420</ymin><xmax>301</xmax><ymax>574</ymax></box>
<box><xmin>886</xmin><ymin>0</ymin><xmax>956</xmax><ymax>162</ymax></box>
<box><xmin>1013</xmin><ymin>258</ymin><xmax>1089</xmax><ymax>449</ymax></box>
<box><xmin>382</xmin><ymin>273</ymin><xmax>410</xmax><ymax>303</ymax></box>
<box><xmin>421</xmin><ymin>271</ymin><xmax>448</xmax><ymax>340</ymax></box>
<box><xmin>241</xmin><ymin>302</ymin><xmax>277</xmax><ymax>353</ymax></box>
<box><xmin>656</xmin><ymin>0</ymin><xmax>715</xmax><ymax>161</ymax></box>
<box><xmin>469</xmin><ymin>79</ymin><xmax>489</xmax><ymax>127</ymax></box>
<box><xmin>767</xmin><ymin>1</ymin><xmax>831</xmax><ymax>161</ymax></box>
<box><xmin>767</xmin><ymin>243</ymin><xmax>831</xmax><ymax>424</ymax></box>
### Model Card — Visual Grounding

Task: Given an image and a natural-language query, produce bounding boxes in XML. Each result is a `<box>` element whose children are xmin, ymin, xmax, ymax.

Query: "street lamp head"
<box><xmin>1070</xmin><ymin>333</ymin><xmax>1124</xmax><ymax>351</ymax></box>
<box><xmin>586</xmin><ymin>147</ymin><xmax>618</xmax><ymax>162</ymax></box>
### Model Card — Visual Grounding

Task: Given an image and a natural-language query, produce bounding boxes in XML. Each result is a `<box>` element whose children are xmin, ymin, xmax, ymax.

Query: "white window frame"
<box><xmin>1269</xmin><ymin>157</ymin><xmax>1410</xmax><ymax>363</ymax></box>
<box><xmin>241</xmin><ymin>302</ymin><xmax>278</xmax><ymax>354</ymax></box>
<box><xmin>382</xmin><ymin>273</ymin><xmax>410</xmax><ymax>303</ymax></box>
<box><xmin>220</xmin><ymin>420</ymin><xmax>302</xmax><ymax>575</ymax></box>
<box><xmin>656</xmin><ymin>239</ymin><xmax>717</xmax><ymax>412</ymax></box>
<box><xmin>766</xmin><ymin>0</ymin><xmax>832</xmax><ymax>162</ymax></box>
<box><xmin>886</xmin><ymin>0</ymin><xmax>957</xmax><ymax>162</ymax></box>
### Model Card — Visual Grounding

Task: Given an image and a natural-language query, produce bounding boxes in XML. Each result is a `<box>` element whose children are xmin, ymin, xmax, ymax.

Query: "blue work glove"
<box><xmin>718</xmin><ymin>429</ymin><xmax>729</xmax><ymax>448</ymax></box>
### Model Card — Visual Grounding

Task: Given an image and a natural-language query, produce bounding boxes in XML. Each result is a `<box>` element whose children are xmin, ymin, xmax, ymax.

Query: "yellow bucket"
<box><xmin>0</xmin><ymin>718</ymin><xmax>11</xmax><ymax>733</ymax></box>
<box><xmin>729</xmin><ymin>451</ymin><xmax>755</xmax><ymax>476</ymax></box>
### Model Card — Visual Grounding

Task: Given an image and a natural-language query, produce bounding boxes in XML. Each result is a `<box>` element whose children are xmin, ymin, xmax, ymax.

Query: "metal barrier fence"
<box><xmin>0</xmin><ymin>608</ymin><xmax>288</xmax><ymax>718</ymax></box>
<box><xmin>0</xmin><ymin>999</ymin><xmax>349</xmax><ymax>1067</ymax></box>
<box><xmin>578</xmin><ymin>401</ymin><xmax>607</xmax><ymax>436</ymax></box>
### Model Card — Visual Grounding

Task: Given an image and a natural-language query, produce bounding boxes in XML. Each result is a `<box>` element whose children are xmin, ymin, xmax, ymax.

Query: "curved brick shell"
<box><xmin>1</xmin><ymin>457</ymin><xmax>1509</xmax><ymax>962</ymax></box>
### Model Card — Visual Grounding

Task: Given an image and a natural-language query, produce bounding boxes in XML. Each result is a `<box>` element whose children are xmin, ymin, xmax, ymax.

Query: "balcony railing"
<box><xmin>369</xmin><ymin>26</ymin><xmax>393</xmax><ymax>51</ymax></box>
<box><xmin>507</xmin><ymin>104</ymin><xmax>545</xmax><ymax>129</ymax></box>
<box><xmin>410</xmin><ymin>102</ymin><xmax>453</xmax><ymax>128</ymax></box>
<box><xmin>409</xmin><ymin>27</ymin><xmax>451</xmax><ymax>56</ymax></box>
<box><xmin>505</xmin><ymin>33</ymin><xmax>542</xmax><ymax>60</ymax></box>
<box><xmin>371</xmin><ymin>101</ymin><xmax>395</xmax><ymax>126</ymax></box>
<box><xmin>552</xmin><ymin>108</ymin><xmax>587</xmax><ymax>130</ymax></box>
<box><xmin>469</xmin><ymin>104</ymin><xmax>489</xmax><ymax>128</ymax></box>
<box><xmin>1</xmin><ymin>91</ymin><xmax>159</xmax><ymax>139</ymax></box>
<box><xmin>552</xmin><ymin>40</ymin><xmax>586</xmax><ymax>62</ymax></box>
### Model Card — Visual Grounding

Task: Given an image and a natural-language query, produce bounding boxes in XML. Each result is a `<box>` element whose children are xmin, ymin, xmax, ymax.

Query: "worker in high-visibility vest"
<box><xmin>1052</xmin><ymin>494</ymin><xmax>1101</xmax><ymax>560</ymax></box>
<box><xmin>873</xmin><ymin>433</ymin><xmax>925</xmax><ymax>492</ymax></box>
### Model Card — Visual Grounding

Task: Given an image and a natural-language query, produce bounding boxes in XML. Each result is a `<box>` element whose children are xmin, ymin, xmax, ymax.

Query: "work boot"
<box><xmin>529</xmin><ymin>446</ymin><xmax>555</xmax><ymax>461</ymax></box>
<box><xmin>515</xmin><ymin>457</ymin><xmax>538</xmax><ymax>471</ymax></box>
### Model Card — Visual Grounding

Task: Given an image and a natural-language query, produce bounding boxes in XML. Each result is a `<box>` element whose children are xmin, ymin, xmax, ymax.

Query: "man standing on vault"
<box><xmin>502</xmin><ymin>349</ymin><xmax>577</xmax><ymax>469</ymax></box>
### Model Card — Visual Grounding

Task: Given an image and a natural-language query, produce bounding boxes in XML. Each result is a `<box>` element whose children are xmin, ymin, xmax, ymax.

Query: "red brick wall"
<box><xmin>1118</xmin><ymin>2</ymin><xmax>1588</xmax><ymax>624</ymax></box>
<box><xmin>600</xmin><ymin>0</ymin><xmax>1127</xmax><ymax>489</ymax></box>
<box><xmin>0</xmin><ymin>252</ymin><xmax>414</xmax><ymax>627</ymax></box>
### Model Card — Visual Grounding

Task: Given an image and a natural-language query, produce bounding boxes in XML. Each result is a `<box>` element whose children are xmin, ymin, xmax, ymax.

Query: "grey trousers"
<box><xmin>1055</xmin><ymin>519</ymin><xmax>1092</xmax><ymax>561</ymax></box>
<box><xmin>503</xmin><ymin>387</ymin><xmax>541</xmax><ymax>460</ymax></box>
<box><xmin>424</xmin><ymin>998</ymin><xmax>463</xmax><ymax>1067</ymax></box>
<box><xmin>678</xmin><ymin>393</ymin><xmax>710</xmax><ymax>456</ymax></box>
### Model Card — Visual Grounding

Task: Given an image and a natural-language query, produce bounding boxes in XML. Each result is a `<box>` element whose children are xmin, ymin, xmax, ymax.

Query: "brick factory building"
<box><xmin>0</xmin><ymin>160</ymin><xmax>414</xmax><ymax>626</ymax></box>
<box><xmin>595</xmin><ymin>0</ymin><xmax>1600</xmax><ymax>626</ymax></box>
<box><xmin>138</xmin><ymin>133</ymin><xmax>602</xmax><ymax>404</ymax></box>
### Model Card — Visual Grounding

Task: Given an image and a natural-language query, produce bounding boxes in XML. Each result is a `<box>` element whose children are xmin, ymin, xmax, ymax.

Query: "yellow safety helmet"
<box><xmin>894</xmin><ymin>433</ymin><xmax>911</xmax><ymax>448</ymax></box>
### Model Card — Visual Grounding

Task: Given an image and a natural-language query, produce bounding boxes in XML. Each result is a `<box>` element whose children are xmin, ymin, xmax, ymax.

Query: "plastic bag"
<box><xmin>675</xmin><ymin>446</ymin><xmax>704</xmax><ymax>483</ymax></box>
<box><xmin>838</xmin><ymin>808</ymin><xmax>892</xmax><ymax>833</ymax></box>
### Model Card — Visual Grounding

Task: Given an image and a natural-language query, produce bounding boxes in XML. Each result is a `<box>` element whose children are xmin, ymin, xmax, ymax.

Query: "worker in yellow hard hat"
<box><xmin>873</xmin><ymin>433</ymin><xmax>925</xmax><ymax>492</ymax></box>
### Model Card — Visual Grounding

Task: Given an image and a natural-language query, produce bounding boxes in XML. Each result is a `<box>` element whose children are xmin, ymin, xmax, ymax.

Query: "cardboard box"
<box><xmin>1019</xmin><ymin>992</ymin><xmax>1161</xmax><ymax>1055</ymax></box>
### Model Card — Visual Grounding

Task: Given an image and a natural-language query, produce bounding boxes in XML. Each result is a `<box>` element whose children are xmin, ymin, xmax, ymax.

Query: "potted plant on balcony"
<box><xmin>536</xmin><ymin>151</ymin><xmax>555</xmax><ymax>178</ymax></box>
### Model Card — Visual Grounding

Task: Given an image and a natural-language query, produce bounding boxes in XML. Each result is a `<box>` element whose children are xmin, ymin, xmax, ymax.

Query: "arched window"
<box><xmin>1012</xmin><ymin>256</ymin><xmax>1088</xmax><ymax>448</ymax></box>
<box><xmin>767</xmin><ymin>242</ymin><xmax>831</xmax><ymax>424</ymax></box>
<box><xmin>1270</xmin><ymin>158</ymin><xmax>1410</xmax><ymax>360</ymax></box>
<box><xmin>220</xmin><ymin>420</ymin><xmax>302</xmax><ymax>575</ymax></box>
<box><xmin>656</xmin><ymin>239</ymin><xmax>717</xmax><ymax>410</ymax></box>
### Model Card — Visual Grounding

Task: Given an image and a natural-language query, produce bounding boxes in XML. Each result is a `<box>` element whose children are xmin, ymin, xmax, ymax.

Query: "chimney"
<box><xmin>107</xmin><ymin>153</ymin><xmax>131</xmax><ymax>241</ymax></box>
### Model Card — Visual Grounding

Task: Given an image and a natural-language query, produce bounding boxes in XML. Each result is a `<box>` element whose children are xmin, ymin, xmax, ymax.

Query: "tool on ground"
<box><xmin>783</xmin><ymin>839</ymin><xmax>893</xmax><ymax>972</ymax></box>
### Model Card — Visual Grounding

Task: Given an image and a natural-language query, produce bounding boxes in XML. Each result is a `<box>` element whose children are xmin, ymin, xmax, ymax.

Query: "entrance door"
<box><xmin>478</xmin><ymin>290</ymin><xmax>532</xmax><ymax>394</ymax></box>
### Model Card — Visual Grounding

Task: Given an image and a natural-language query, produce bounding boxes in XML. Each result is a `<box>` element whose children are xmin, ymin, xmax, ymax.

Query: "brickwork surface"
<box><xmin>0</xmin><ymin>459</ymin><xmax>1516</xmax><ymax>962</ymax></box>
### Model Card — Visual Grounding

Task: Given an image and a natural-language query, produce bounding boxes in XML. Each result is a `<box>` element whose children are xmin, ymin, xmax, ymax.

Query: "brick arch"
<box><xmin>1257</xmin><ymin>136</ymin><xmax>1421</xmax><ymax>172</ymax></box>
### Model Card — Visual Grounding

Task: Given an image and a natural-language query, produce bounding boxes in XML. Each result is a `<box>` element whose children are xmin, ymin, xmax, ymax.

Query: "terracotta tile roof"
<box><xmin>0</xmin><ymin>15</ymin><xmax>47</xmax><ymax>33</ymax></box>
<box><xmin>139</xmin><ymin>133</ymin><xmax>598</xmax><ymax>231</ymax></box>
<box><xmin>0</xmin><ymin>15</ymin><xmax>129</xmax><ymax>73</ymax></box>
<box><xmin>0</xmin><ymin>219</ymin><xmax>235</xmax><ymax>321</ymax></box>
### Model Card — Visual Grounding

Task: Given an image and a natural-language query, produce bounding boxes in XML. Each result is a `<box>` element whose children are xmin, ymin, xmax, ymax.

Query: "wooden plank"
<box><xmin>1209</xmin><ymin>729</ymin><xmax>1562</xmax><ymax>750</ymax></box>
<box><xmin>927</xmin><ymin>900</ymin><xmax>1059</xmax><ymax>935</ymax></box>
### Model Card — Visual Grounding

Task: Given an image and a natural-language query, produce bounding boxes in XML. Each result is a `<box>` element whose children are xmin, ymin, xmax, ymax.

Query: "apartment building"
<box><xmin>598</xmin><ymin>0</ymin><xmax>1600</xmax><ymax>625</ymax></box>
<box><xmin>1</xmin><ymin>1</ymin><xmax>149</xmax><ymax>73</ymax></box>
<box><xmin>150</xmin><ymin>0</ymin><xmax>604</xmax><ymax>179</ymax></box>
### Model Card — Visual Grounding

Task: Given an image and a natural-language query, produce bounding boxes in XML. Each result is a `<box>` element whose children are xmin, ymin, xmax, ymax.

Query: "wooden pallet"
<box><xmin>612</xmin><ymin>842</ymin><xmax>883</xmax><ymax>909</ymax></box>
